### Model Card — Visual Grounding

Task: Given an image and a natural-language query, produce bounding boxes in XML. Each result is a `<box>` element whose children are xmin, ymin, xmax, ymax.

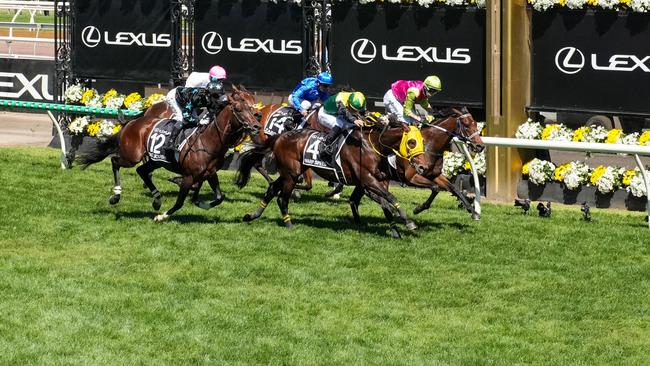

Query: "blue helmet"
<box><xmin>317</xmin><ymin>72</ymin><xmax>333</xmax><ymax>85</ymax></box>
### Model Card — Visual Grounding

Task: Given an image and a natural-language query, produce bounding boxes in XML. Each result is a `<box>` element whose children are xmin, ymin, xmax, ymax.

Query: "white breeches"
<box><xmin>166</xmin><ymin>88</ymin><xmax>183</xmax><ymax>121</ymax></box>
<box><xmin>383</xmin><ymin>89</ymin><xmax>419</xmax><ymax>125</ymax></box>
<box><xmin>318</xmin><ymin>108</ymin><xmax>354</xmax><ymax>130</ymax></box>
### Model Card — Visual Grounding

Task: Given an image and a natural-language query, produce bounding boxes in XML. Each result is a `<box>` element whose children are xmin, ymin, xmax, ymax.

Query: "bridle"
<box><xmin>422</xmin><ymin>113</ymin><xmax>478</xmax><ymax>144</ymax></box>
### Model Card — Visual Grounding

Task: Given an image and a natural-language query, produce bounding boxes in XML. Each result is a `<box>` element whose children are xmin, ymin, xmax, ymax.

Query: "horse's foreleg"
<box><xmin>109</xmin><ymin>156</ymin><xmax>123</xmax><ymax>205</ymax></box>
<box><xmin>365</xmin><ymin>184</ymin><xmax>417</xmax><ymax>232</ymax></box>
<box><xmin>243</xmin><ymin>178</ymin><xmax>281</xmax><ymax>222</ymax></box>
<box><xmin>349</xmin><ymin>185</ymin><xmax>365</xmax><ymax>226</ymax></box>
<box><xmin>195</xmin><ymin>174</ymin><xmax>224</xmax><ymax>209</ymax></box>
<box><xmin>136</xmin><ymin>161</ymin><xmax>162</xmax><ymax>211</ymax></box>
<box><xmin>433</xmin><ymin>175</ymin><xmax>477</xmax><ymax>219</ymax></box>
<box><xmin>154</xmin><ymin>176</ymin><xmax>192</xmax><ymax>222</ymax></box>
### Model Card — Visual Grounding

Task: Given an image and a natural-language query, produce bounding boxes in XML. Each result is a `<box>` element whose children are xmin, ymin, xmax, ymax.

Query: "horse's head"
<box><xmin>452</xmin><ymin>107</ymin><xmax>485</xmax><ymax>153</ymax></box>
<box><xmin>391</xmin><ymin>123</ymin><xmax>429</xmax><ymax>175</ymax></box>
<box><xmin>227</xmin><ymin>87</ymin><xmax>262</xmax><ymax>135</ymax></box>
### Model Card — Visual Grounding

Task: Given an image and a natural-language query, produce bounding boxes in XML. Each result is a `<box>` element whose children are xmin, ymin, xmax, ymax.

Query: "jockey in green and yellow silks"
<box><xmin>317</xmin><ymin>91</ymin><xmax>367</xmax><ymax>158</ymax></box>
<box><xmin>383</xmin><ymin>75</ymin><xmax>442</xmax><ymax>124</ymax></box>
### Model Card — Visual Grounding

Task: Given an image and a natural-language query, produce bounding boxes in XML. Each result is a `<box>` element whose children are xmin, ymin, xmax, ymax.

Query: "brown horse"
<box><xmin>236</xmin><ymin>122</ymin><xmax>431</xmax><ymax>238</ymax></box>
<box><xmin>391</xmin><ymin>107</ymin><xmax>485</xmax><ymax>218</ymax></box>
<box><xmin>78</xmin><ymin>86</ymin><xmax>261</xmax><ymax>221</ymax></box>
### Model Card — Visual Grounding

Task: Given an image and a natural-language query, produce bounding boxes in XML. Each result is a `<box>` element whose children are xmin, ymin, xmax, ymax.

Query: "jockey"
<box><xmin>318</xmin><ymin>91</ymin><xmax>367</xmax><ymax>159</ymax></box>
<box><xmin>166</xmin><ymin>65</ymin><xmax>228</xmax><ymax>124</ymax></box>
<box><xmin>289</xmin><ymin>71</ymin><xmax>333</xmax><ymax>118</ymax></box>
<box><xmin>383</xmin><ymin>75</ymin><xmax>442</xmax><ymax>124</ymax></box>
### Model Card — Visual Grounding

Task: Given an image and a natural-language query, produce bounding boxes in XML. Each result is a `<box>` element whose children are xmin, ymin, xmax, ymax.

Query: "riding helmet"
<box><xmin>209</xmin><ymin>65</ymin><xmax>227</xmax><ymax>81</ymax></box>
<box><xmin>206</xmin><ymin>81</ymin><xmax>224</xmax><ymax>97</ymax></box>
<box><xmin>317</xmin><ymin>71</ymin><xmax>333</xmax><ymax>85</ymax></box>
<box><xmin>423</xmin><ymin>75</ymin><xmax>442</xmax><ymax>92</ymax></box>
<box><xmin>348</xmin><ymin>92</ymin><xmax>366</xmax><ymax>112</ymax></box>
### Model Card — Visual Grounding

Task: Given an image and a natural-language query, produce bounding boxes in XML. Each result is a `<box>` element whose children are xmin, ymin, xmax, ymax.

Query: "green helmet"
<box><xmin>348</xmin><ymin>92</ymin><xmax>366</xmax><ymax>112</ymax></box>
<box><xmin>423</xmin><ymin>75</ymin><xmax>442</xmax><ymax>92</ymax></box>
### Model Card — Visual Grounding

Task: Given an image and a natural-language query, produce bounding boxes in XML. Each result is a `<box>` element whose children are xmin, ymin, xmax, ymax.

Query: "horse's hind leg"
<box><xmin>243</xmin><ymin>178</ymin><xmax>281</xmax><ymax>222</ymax></box>
<box><xmin>255</xmin><ymin>161</ymin><xmax>274</xmax><ymax>184</ymax></box>
<box><xmin>137</xmin><ymin>160</ymin><xmax>162</xmax><ymax>211</ymax></box>
<box><xmin>414</xmin><ymin>186</ymin><xmax>441</xmax><ymax>215</ymax></box>
<box><xmin>277</xmin><ymin>178</ymin><xmax>297</xmax><ymax>229</ymax></box>
<box><xmin>325</xmin><ymin>182</ymin><xmax>344</xmax><ymax>200</ymax></box>
<box><xmin>154</xmin><ymin>176</ymin><xmax>193</xmax><ymax>222</ymax></box>
<box><xmin>366</xmin><ymin>184</ymin><xmax>417</xmax><ymax>232</ymax></box>
<box><xmin>109</xmin><ymin>156</ymin><xmax>123</xmax><ymax>205</ymax></box>
<box><xmin>433</xmin><ymin>175</ymin><xmax>478</xmax><ymax>220</ymax></box>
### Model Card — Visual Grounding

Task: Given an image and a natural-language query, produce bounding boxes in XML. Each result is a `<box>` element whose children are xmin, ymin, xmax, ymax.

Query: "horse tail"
<box><xmin>235</xmin><ymin>134</ymin><xmax>281</xmax><ymax>189</ymax></box>
<box><xmin>77</xmin><ymin>133</ymin><xmax>120</xmax><ymax>169</ymax></box>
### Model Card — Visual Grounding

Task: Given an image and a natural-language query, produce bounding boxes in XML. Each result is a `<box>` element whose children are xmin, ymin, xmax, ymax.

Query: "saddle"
<box><xmin>146</xmin><ymin>118</ymin><xmax>198</xmax><ymax>164</ymax></box>
<box><xmin>264</xmin><ymin>106</ymin><xmax>302</xmax><ymax>136</ymax></box>
<box><xmin>302</xmin><ymin>130</ymin><xmax>351</xmax><ymax>183</ymax></box>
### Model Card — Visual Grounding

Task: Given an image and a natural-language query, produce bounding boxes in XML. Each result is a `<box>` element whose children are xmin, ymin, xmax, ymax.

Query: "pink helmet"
<box><xmin>209</xmin><ymin>65</ymin><xmax>227</xmax><ymax>80</ymax></box>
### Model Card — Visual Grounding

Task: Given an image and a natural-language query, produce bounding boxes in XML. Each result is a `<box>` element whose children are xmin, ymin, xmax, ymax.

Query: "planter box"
<box><xmin>517</xmin><ymin>179</ymin><xmax>647</xmax><ymax>211</ymax></box>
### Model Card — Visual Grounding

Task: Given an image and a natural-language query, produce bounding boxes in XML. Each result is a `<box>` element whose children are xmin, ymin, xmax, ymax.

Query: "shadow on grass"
<box><xmin>92</xmin><ymin>208</ymin><xmax>248</xmax><ymax>224</ymax></box>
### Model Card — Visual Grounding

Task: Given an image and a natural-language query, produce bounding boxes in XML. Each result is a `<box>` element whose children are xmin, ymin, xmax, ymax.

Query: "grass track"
<box><xmin>1</xmin><ymin>147</ymin><xmax>649</xmax><ymax>365</ymax></box>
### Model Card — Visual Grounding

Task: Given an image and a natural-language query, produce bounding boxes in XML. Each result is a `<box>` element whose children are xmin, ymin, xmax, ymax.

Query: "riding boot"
<box><xmin>321</xmin><ymin>126</ymin><xmax>343</xmax><ymax>161</ymax></box>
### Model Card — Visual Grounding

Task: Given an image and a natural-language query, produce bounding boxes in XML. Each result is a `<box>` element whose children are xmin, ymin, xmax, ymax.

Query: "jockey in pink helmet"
<box><xmin>383</xmin><ymin>75</ymin><xmax>442</xmax><ymax>124</ymax></box>
<box><xmin>167</xmin><ymin>65</ymin><xmax>228</xmax><ymax>125</ymax></box>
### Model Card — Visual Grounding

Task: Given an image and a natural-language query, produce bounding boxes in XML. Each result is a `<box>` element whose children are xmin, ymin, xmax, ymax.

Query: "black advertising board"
<box><xmin>0</xmin><ymin>58</ymin><xmax>54</xmax><ymax>102</ymax></box>
<box><xmin>72</xmin><ymin>0</ymin><xmax>172</xmax><ymax>83</ymax></box>
<box><xmin>195</xmin><ymin>0</ymin><xmax>303</xmax><ymax>90</ymax></box>
<box><xmin>330</xmin><ymin>4</ymin><xmax>485</xmax><ymax>107</ymax></box>
<box><xmin>532</xmin><ymin>10</ymin><xmax>650</xmax><ymax>116</ymax></box>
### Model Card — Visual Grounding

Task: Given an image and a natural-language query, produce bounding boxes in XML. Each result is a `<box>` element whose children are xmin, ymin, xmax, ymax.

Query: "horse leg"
<box><xmin>294</xmin><ymin>169</ymin><xmax>313</xmax><ymax>191</ymax></box>
<box><xmin>433</xmin><ymin>175</ymin><xmax>478</xmax><ymax>220</ymax></box>
<box><xmin>243</xmin><ymin>178</ymin><xmax>282</xmax><ymax>222</ymax></box>
<box><xmin>108</xmin><ymin>156</ymin><xmax>123</xmax><ymax>205</ymax></box>
<box><xmin>194</xmin><ymin>174</ymin><xmax>224</xmax><ymax>210</ymax></box>
<box><xmin>136</xmin><ymin>160</ymin><xmax>162</xmax><ymax>211</ymax></box>
<box><xmin>153</xmin><ymin>176</ymin><xmax>193</xmax><ymax>222</ymax></box>
<box><xmin>362</xmin><ymin>186</ymin><xmax>401</xmax><ymax>238</ymax></box>
<box><xmin>349</xmin><ymin>185</ymin><xmax>365</xmax><ymax>226</ymax></box>
<box><xmin>255</xmin><ymin>161</ymin><xmax>274</xmax><ymax>184</ymax></box>
<box><xmin>277</xmin><ymin>178</ymin><xmax>297</xmax><ymax>229</ymax></box>
<box><xmin>365</xmin><ymin>184</ymin><xmax>417</xmax><ymax>232</ymax></box>
<box><xmin>414</xmin><ymin>186</ymin><xmax>442</xmax><ymax>215</ymax></box>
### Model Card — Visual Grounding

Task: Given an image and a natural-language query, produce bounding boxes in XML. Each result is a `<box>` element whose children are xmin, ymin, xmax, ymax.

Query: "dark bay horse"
<box><xmin>394</xmin><ymin>108</ymin><xmax>485</xmax><ymax>218</ymax></box>
<box><xmin>236</xmin><ymin>122</ymin><xmax>431</xmax><ymax>238</ymax></box>
<box><xmin>78</xmin><ymin>87</ymin><xmax>261</xmax><ymax>221</ymax></box>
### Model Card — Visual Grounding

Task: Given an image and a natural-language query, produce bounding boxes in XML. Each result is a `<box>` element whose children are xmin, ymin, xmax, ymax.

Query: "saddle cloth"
<box><xmin>146</xmin><ymin>119</ymin><xmax>198</xmax><ymax>164</ymax></box>
<box><xmin>263</xmin><ymin>106</ymin><xmax>300</xmax><ymax>136</ymax></box>
<box><xmin>302</xmin><ymin>130</ymin><xmax>352</xmax><ymax>184</ymax></box>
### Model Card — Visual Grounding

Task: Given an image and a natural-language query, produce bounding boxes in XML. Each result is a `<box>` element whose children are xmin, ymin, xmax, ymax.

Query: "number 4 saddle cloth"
<box><xmin>302</xmin><ymin>130</ymin><xmax>352</xmax><ymax>184</ymax></box>
<box><xmin>146</xmin><ymin>119</ymin><xmax>198</xmax><ymax>164</ymax></box>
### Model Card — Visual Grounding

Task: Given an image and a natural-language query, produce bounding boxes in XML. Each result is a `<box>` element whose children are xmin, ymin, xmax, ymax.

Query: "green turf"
<box><xmin>1</xmin><ymin>147</ymin><xmax>649</xmax><ymax>365</ymax></box>
<box><xmin>0</xmin><ymin>10</ymin><xmax>53</xmax><ymax>25</ymax></box>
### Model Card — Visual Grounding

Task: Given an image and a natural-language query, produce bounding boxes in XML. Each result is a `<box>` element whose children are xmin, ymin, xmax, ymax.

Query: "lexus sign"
<box><xmin>331</xmin><ymin>4</ymin><xmax>485</xmax><ymax>106</ymax></box>
<box><xmin>80</xmin><ymin>26</ymin><xmax>171</xmax><ymax>49</ymax></box>
<box><xmin>200</xmin><ymin>31</ymin><xmax>301</xmax><ymax>55</ymax></box>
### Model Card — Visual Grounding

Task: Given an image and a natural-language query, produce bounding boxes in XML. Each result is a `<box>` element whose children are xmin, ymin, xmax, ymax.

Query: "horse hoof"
<box><xmin>243</xmin><ymin>213</ymin><xmax>256</xmax><ymax>222</ymax></box>
<box><xmin>331</xmin><ymin>193</ymin><xmax>341</xmax><ymax>200</ymax></box>
<box><xmin>389</xmin><ymin>229</ymin><xmax>402</xmax><ymax>239</ymax></box>
<box><xmin>285</xmin><ymin>221</ymin><xmax>294</xmax><ymax>229</ymax></box>
<box><xmin>215</xmin><ymin>195</ymin><xmax>225</xmax><ymax>205</ymax></box>
<box><xmin>109</xmin><ymin>194</ymin><xmax>121</xmax><ymax>205</ymax></box>
<box><xmin>406</xmin><ymin>221</ymin><xmax>417</xmax><ymax>231</ymax></box>
<box><xmin>413</xmin><ymin>206</ymin><xmax>424</xmax><ymax>215</ymax></box>
<box><xmin>292</xmin><ymin>190</ymin><xmax>302</xmax><ymax>200</ymax></box>
<box><xmin>153</xmin><ymin>213</ymin><xmax>169</xmax><ymax>222</ymax></box>
<box><xmin>152</xmin><ymin>198</ymin><xmax>162</xmax><ymax>211</ymax></box>
<box><xmin>472</xmin><ymin>213</ymin><xmax>481</xmax><ymax>221</ymax></box>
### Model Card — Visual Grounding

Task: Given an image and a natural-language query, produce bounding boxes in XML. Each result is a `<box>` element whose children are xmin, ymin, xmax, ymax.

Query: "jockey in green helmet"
<box><xmin>318</xmin><ymin>91</ymin><xmax>368</xmax><ymax>158</ymax></box>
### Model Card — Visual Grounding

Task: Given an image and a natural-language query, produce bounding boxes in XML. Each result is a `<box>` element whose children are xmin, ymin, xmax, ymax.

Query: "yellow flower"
<box><xmin>102</xmin><ymin>89</ymin><xmax>118</xmax><ymax>106</ymax></box>
<box><xmin>522</xmin><ymin>161</ymin><xmax>531</xmax><ymax>175</ymax></box>
<box><xmin>639</xmin><ymin>131</ymin><xmax>650</xmax><ymax>146</ymax></box>
<box><xmin>620</xmin><ymin>0</ymin><xmax>631</xmax><ymax>5</ymax></box>
<box><xmin>443</xmin><ymin>150</ymin><xmax>450</xmax><ymax>156</ymax></box>
<box><xmin>112</xmin><ymin>124</ymin><xmax>122</xmax><ymax>135</ymax></box>
<box><xmin>86</xmin><ymin>122</ymin><xmax>100</xmax><ymax>137</ymax></box>
<box><xmin>253</xmin><ymin>101</ymin><xmax>264</xmax><ymax>110</ymax></box>
<box><xmin>572</xmin><ymin>126</ymin><xmax>589</xmax><ymax>142</ymax></box>
<box><xmin>605</xmin><ymin>129</ymin><xmax>622</xmax><ymax>144</ymax></box>
<box><xmin>234</xmin><ymin>135</ymin><xmax>252</xmax><ymax>152</ymax></box>
<box><xmin>463</xmin><ymin>161</ymin><xmax>472</xmax><ymax>171</ymax></box>
<box><xmin>590</xmin><ymin>165</ymin><xmax>606</xmax><ymax>185</ymax></box>
<box><xmin>559</xmin><ymin>0</ymin><xmax>566</xmax><ymax>5</ymax></box>
<box><xmin>81</xmin><ymin>89</ymin><xmax>96</xmax><ymax>105</ymax></box>
<box><xmin>143</xmin><ymin>93</ymin><xmax>165</xmax><ymax>109</ymax></box>
<box><xmin>553</xmin><ymin>163</ymin><xmax>571</xmax><ymax>182</ymax></box>
<box><xmin>587</xmin><ymin>0</ymin><xmax>598</xmax><ymax>5</ymax></box>
<box><xmin>541</xmin><ymin>124</ymin><xmax>558</xmax><ymax>140</ymax></box>
<box><xmin>623</xmin><ymin>169</ymin><xmax>636</xmax><ymax>186</ymax></box>
<box><xmin>124</xmin><ymin>92</ymin><xmax>142</xmax><ymax>108</ymax></box>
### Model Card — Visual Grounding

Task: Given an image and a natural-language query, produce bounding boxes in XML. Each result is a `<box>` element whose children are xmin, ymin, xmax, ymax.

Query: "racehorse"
<box><xmin>235</xmin><ymin>121</ymin><xmax>431</xmax><ymax>238</ymax></box>
<box><xmin>387</xmin><ymin>107</ymin><xmax>485</xmax><ymax>219</ymax></box>
<box><xmin>78</xmin><ymin>86</ymin><xmax>261</xmax><ymax>221</ymax></box>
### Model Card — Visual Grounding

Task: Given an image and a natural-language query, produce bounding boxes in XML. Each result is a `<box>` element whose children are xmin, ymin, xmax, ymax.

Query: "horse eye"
<box><xmin>407</xmin><ymin>139</ymin><xmax>417</xmax><ymax>149</ymax></box>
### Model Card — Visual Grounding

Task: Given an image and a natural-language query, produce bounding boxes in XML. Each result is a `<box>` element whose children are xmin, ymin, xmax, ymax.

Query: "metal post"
<box><xmin>47</xmin><ymin>111</ymin><xmax>68</xmax><ymax>170</ymax></box>
<box><xmin>633</xmin><ymin>154</ymin><xmax>650</xmax><ymax>229</ymax></box>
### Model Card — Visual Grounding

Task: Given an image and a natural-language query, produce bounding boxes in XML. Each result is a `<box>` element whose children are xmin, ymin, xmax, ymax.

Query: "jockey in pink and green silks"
<box><xmin>383</xmin><ymin>75</ymin><xmax>442</xmax><ymax>124</ymax></box>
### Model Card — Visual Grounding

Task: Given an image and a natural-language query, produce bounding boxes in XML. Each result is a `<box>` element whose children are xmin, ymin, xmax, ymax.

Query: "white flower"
<box><xmin>128</xmin><ymin>100</ymin><xmax>144</xmax><ymax>111</ymax></box>
<box><xmin>563</xmin><ymin>161</ymin><xmax>590</xmax><ymax>190</ymax></box>
<box><xmin>546</xmin><ymin>124</ymin><xmax>573</xmax><ymax>141</ymax></box>
<box><xmin>96</xmin><ymin>120</ymin><xmax>117</xmax><ymax>140</ymax></box>
<box><xmin>628</xmin><ymin>171</ymin><xmax>648</xmax><ymax>197</ymax></box>
<box><xmin>476</xmin><ymin>122</ymin><xmax>486</xmax><ymax>135</ymax></box>
<box><xmin>598</xmin><ymin>0</ymin><xmax>619</xmax><ymax>9</ymax></box>
<box><xmin>630</xmin><ymin>0</ymin><xmax>650</xmax><ymax>12</ymax></box>
<box><xmin>529</xmin><ymin>0</ymin><xmax>558</xmax><ymax>11</ymax></box>
<box><xmin>472</xmin><ymin>150</ymin><xmax>487</xmax><ymax>176</ymax></box>
<box><xmin>515</xmin><ymin>119</ymin><xmax>543</xmax><ymax>139</ymax></box>
<box><xmin>593</xmin><ymin>166</ymin><xmax>624</xmax><ymax>194</ymax></box>
<box><xmin>64</xmin><ymin>84</ymin><xmax>84</xmax><ymax>104</ymax></box>
<box><xmin>528</xmin><ymin>158</ymin><xmax>556</xmax><ymax>185</ymax></box>
<box><xmin>565</xmin><ymin>0</ymin><xmax>588</xmax><ymax>8</ymax></box>
<box><xmin>442</xmin><ymin>151</ymin><xmax>465</xmax><ymax>178</ymax></box>
<box><xmin>105</xmin><ymin>95</ymin><xmax>125</xmax><ymax>110</ymax></box>
<box><xmin>584</xmin><ymin>125</ymin><xmax>608</xmax><ymax>143</ymax></box>
<box><xmin>68</xmin><ymin>116</ymin><xmax>89</xmax><ymax>135</ymax></box>
<box><xmin>621</xmin><ymin>133</ymin><xmax>639</xmax><ymax>145</ymax></box>
<box><xmin>86</xmin><ymin>96</ymin><xmax>103</xmax><ymax>108</ymax></box>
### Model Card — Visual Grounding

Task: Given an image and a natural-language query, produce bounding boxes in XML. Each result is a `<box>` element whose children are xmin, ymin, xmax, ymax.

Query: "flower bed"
<box><xmin>528</xmin><ymin>0</ymin><xmax>650</xmax><ymax>12</ymax></box>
